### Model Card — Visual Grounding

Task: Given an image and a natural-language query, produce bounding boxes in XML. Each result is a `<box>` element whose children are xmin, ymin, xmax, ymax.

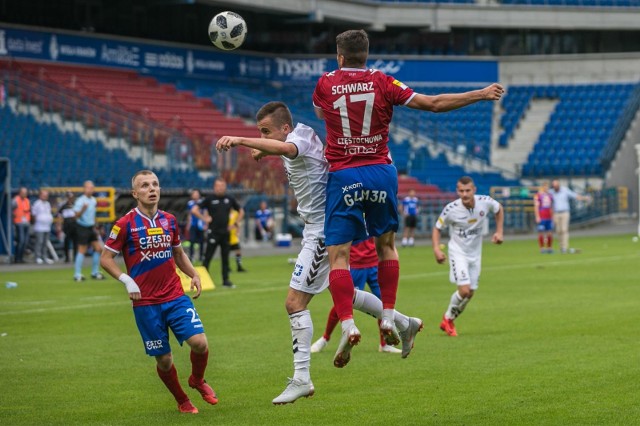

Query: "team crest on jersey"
<box><xmin>392</xmin><ymin>79</ymin><xmax>408</xmax><ymax>90</ymax></box>
<box><xmin>159</xmin><ymin>218</ymin><xmax>169</xmax><ymax>229</ymax></box>
<box><xmin>109</xmin><ymin>225</ymin><xmax>120</xmax><ymax>240</ymax></box>
<box><xmin>480</xmin><ymin>211</ymin><xmax>485</xmax><ymax>216</ymax></box>
<box><xmin>147</xmin><ymin>227</ymin><xmax>163</xmax><ymax>235</ymax></box>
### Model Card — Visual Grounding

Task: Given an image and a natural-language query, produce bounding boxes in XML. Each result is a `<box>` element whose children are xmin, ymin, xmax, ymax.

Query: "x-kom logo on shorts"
<box><xmin>342</xmin><ymin>182</ymin><xmax>363</xmax><ymax>193</ymax></box>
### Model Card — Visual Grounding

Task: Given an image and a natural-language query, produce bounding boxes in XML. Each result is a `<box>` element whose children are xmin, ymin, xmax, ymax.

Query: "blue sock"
<box><xmin>75</xmin><ymin>253</ymin><xmax>85</xmax><ymax>277</ymax></box>
<box><xmin>92</xmin><ymin>251</ymin><xmax>100</xmax><ymax>275</ymax></box>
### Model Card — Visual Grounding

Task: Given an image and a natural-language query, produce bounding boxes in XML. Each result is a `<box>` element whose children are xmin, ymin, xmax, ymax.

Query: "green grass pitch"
<box><xmin>1</xmin><ymin>234</ymin><xmax>639</xmax><ymax>425</ymax></box>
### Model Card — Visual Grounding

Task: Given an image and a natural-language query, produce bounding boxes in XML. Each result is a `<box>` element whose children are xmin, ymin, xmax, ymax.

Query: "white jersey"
<box><xmin>282</xmin><ymin>123</ymin><xmax>328</xmax><ymax>224</ymax></box>
<box><xmin>435</xmin><ymin>195</ymin><xmax>501</xmax><ymax>259</ymax></box>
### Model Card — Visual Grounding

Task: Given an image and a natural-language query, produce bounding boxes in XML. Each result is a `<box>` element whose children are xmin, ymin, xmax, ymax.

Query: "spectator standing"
<box><xmin>192</xmin><ymin>178</ymin><xmax>244</xmax><ymax>288</ymax></box>
<box><xmin>58</xmin><ymin>192</ymin><xmax>77</xmax><ymax>263</ymax></box>
<box><xmin>11</xmin><ymin>187</ymin><xmax>31</xmax><ymax>263</ymax></box>
<box><xmin>550</xmin><ymin>180</ymin><xmax>591</xmax><ymax>254</ymax></box>
<box><xmin>534</xmin><ymin>182</ymin><xmax>554</xmax><ymax>254</ymax></box>
<box><xmin>73</xmin><ymin>180</ymin><xmax>105</xmax><ymax>281</ymax></box>
<box><xmin>32</xmin><ymin>189</ymin><xmax>54</xmax><ymax>264</ymax></box>
<box><xmin>401</xmin><ymin>190</ymin><xmax>419</xmax><ymax>247</ymax></box>
<box><xmin>186</xmin><ymin>189</ymin><xmax>205</xmax><ymax>262</ymax></box>
<box><xmin>255</xmin><ymin>200</ymin><xmax>274</xmax><ymax>241</ymax></box>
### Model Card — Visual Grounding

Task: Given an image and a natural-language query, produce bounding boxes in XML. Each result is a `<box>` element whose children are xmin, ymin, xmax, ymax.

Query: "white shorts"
<box><xmin>289</xmin><ymin>223</ymin><xmax>330</xmax><ymax>295</ymax></box>
<box><xmin>448</xmin><ymin>252</ymin><xmax>481</xmax><ymax>290</ymax></box>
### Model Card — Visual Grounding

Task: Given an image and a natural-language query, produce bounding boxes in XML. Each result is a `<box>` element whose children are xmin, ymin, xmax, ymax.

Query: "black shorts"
<box><xmin>404</xmin><ymin>215</ymin><xmax>417</xmax><ymax>228</ymax></box>
<box><xmin>76</xmin><ymin>224</ymin><xmax>98</xmax><ymax>245</ymax></box>
<box><xmin>230</xmin><ymin>243</ymin><xmax>240</xmax><ymax>251</ymax></box>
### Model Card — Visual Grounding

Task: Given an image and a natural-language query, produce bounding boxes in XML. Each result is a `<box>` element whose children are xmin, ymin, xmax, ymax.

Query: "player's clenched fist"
<box><xmin>482</xmin><ymin>83</ymin><xmax>505</xmax><ymax>101</ymax></box>
<box><xmin>216</xmin><ymin>136</ymin><xmax>241</xmax><ymax>151</ymax></box>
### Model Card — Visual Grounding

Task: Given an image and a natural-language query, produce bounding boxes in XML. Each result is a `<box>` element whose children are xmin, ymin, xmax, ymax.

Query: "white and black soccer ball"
<box><xmin>208</xmin><ymin>11</ymin><xmax>247</xmax><ymax>51</ymax></box>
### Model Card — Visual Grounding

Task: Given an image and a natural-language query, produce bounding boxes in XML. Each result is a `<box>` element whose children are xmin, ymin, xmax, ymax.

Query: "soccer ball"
<box><xmin>208</xmin><ymin>11</ymin><xmax>247</xmax><ymax>51</ymax></box>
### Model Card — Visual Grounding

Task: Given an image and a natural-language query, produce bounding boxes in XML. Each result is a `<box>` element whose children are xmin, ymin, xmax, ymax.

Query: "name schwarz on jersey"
<box><xmin>331</xmin><ymin>82</ymin><xmax>374</xmax><ymax>95</ymax></box>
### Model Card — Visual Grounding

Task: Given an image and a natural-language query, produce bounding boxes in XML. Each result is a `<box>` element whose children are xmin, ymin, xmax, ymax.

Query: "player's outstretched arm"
<box><xmin>492</xmin><ymin>204</ymin><xmax>504</xmax><ymax>245</ymax></box>
<box><xmin>216</xmin><ymin>136</ymin><xmax>298</xmax><ymax>159</ymax></box>
<box><xmin>407</xmin><ymin>83</ymin><xmax>505</xmax><ymax>113</ymax></box>
<box><xmin>432</xmin><ymin>227</ymin><xmax>447</xmax><ymax>264</ymax></box>
<box><xmin>173</xmin><ymin>245</ymin><xmax>202</xmax><ymax>299</ymax></box>
<box><xmin>100</xmin><ymin>249</ymin><xmax>141</xmax><ymax>300</ymax></box>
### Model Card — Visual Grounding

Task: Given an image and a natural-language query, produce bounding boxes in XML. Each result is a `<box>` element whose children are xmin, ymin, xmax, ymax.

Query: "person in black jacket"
<box><xmin>58</xmin><ymin>192</ymin><xmax>78</xmax><ymax>263</ymax></box>
<box><xmin>191</xmin><ymin>179</ymin><xmax>244</xmax><ymax>288</ymax></box>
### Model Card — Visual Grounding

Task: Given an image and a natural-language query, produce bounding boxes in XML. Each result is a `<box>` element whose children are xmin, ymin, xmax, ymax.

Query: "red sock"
<box><xmin>538</xmin><ymin>234</ymin><xmax>544</xmax><ymax>248</ymax></box>
<box><xmin>378</xmin><ymin>319</ymin><xmax>385</xmax><ymax>347</ymax></box>
<box><xmin>547</xmin><ymin>235</ymin><xmax>553</xmax><ymax>248</ymax></box>
<box><xmin>323</xmin><ymin>307</ymin><xmax>339</xmax><ymax>341</ymax></box>
<box><xmin>190</xmin><ymin>349</ymin><xmax>208</xmax><ymax>383</ymax></box>
<box><xmin>329</xmin><ymin>269</ymin><xmax>354</xmax><ymax>321</ymax></box>
<box><xmin>157</xmin><ymin>364</ymin><xmax>189</xmax><ymax>404</ymax></box>
<box><xmin>378</xmin><ymin>260</ymin><xmax>399</xmax><ymax>310</ymax></box>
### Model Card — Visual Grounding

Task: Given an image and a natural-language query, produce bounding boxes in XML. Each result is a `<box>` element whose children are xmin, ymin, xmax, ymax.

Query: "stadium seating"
<box><xmin>8</xmin><ymin>61</ymin><xmax>259</xmax><ymax>171</ymax></box>
<box><xmin>500</xmin><ymin>83</ymin><xmax>639</xmax><ymax>177</ymax></box>
<box><xmin>0</xmin><ymin>104</ymin><xmax>212</xmax><ymax>189</ymax></box>
<box><xmin>168</xmin><ymin>76</ymin><xmax>514</xmax><ymax>193</ymax></box>
<box><xmin>393</xmin><ymin>86</ymin><xmax>494</xmax><ymax>162</ymax></box>
<box><xmin>408</xmin><ymin>146</ymin><xmax>520</xmax><ymax>193</ymax></box>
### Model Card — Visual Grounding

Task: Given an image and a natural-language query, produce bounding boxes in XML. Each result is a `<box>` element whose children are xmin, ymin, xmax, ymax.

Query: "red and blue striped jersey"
<box><xmin>535</xmin><ymin>192</ymin><xmax>554</xmax><ymax>220</ymax></box>
<box><xmin>105</xmin><ymin>208</ymin><xmax>184</xmax><ymax>306</ymax></box>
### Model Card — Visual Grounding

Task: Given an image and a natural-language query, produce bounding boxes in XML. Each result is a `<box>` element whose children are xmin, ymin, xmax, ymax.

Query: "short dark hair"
<box><xmin>336</xmin><ymin>30</ymin><xmax>369</xmax><ymax>67</ymax></box>
<box><xmin>131</xmin><ymin>170</ymin><xmax>156</xmax><ymax>188</ymax></box>
<box><xmin>256</xmin><ymin>102</ymin><xmax>293</xmax><ymax>128</ymax></box>
<box><xmin>458</xmin><ymin>176</ymin><xmax>475</xmax><ymax>186</ymax></box>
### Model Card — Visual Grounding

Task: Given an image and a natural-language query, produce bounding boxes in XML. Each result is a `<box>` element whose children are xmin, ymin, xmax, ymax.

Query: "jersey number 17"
<box><xmin>333</xmin><ymin>93</ymin><xmax>375</xmax><ymax>137</ymax></box>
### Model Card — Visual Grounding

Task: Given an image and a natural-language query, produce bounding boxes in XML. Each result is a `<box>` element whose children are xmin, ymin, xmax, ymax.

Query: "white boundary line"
<box><xmin>1</xmin><ymin>253</ymin><xmax>636</xmax><ymax>316</ymax></box>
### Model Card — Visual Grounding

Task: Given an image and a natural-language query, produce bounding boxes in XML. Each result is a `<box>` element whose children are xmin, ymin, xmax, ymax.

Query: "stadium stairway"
<box><xmin>498</xmin><ymin>83</ymin><xmax>640</xmax><ymax>177</ymax></box>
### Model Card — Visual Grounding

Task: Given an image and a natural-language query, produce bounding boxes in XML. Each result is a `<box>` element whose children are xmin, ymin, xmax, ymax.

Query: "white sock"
<box><xmin>382</xmin><ymin>308</ymin><xmax>395</xmax><ymax>325</ymax></box>
<box><xmin>341</xmin><ymin>318</ymin><xmax>355</xmax><ymax>331</ymax></box>
<box><xmin>289</xmin><ymin>310</ymin><xmax>312</xmax><ymax>383</ymax></box>
<box><xmin>352</xmin><ymin>289</ymin><xmax>410</xmax><ymax>332</ymax></box>
<box><xmin>445</xmin><ymin>291</ymin><xmax>469</xmax><ymax>320</ymax></box>
<box><xmin>401</xmin><ymin>238</ymin><xmax>408</xmax><ymax>245</ymax></box>
<box><xmin>408</xmin><ymin>237</ymin><xmax>414</xmax><ymax>246</ymax></box>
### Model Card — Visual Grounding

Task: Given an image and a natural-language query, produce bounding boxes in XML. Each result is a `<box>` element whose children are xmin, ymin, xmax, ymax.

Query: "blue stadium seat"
<box><xmin>0</xmin><ymin>106</ymin><xmax>213</xmax><ymax>189</ymax></box>
<box><xmin>519</xmin><ymin>82</ymin><xmax>640</xmax><ymax>177</ymax></box>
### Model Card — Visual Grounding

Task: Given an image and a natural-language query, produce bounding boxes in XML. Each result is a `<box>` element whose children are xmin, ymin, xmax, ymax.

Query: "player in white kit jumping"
<box><xmin>432</xmin><ymin>176</ymin><xmax>504</xmax><ymax>337</ymax></box>
<box><xmin>216</xmin><ymin>102</ymin><xmax>421</xmax><ymax>405</ymax></box>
